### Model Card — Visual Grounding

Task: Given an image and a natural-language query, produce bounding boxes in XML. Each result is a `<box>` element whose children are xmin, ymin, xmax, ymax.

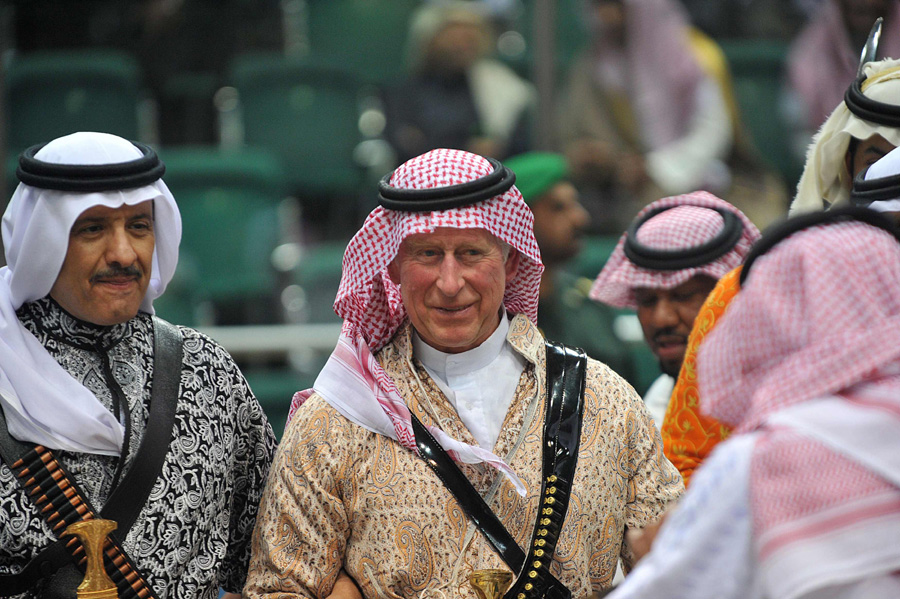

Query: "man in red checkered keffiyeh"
<box><xmin>590</xmin><ymin>191</ymin><xmax>760</xmax><ymax>428</ymax></box>
<box><xmin>606</xmin><ymin>210</ymin><xmax>900</xmax><ymax>599</ymax></box>
<box><xmin>247</xmin><ymin>149</ymin><xmax>683</xmax><ymax>599</ymax></box>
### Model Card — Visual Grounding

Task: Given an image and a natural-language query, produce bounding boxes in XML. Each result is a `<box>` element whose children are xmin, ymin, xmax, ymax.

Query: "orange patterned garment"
<box><xmin>660</xmin><ymin>267</ymin><xmax>740</xmax><ymax>486</ymax></box>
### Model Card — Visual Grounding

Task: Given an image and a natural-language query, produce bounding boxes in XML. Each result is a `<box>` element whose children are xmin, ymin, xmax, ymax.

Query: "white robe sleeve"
<box><xmin>608</xmin><ymin>434</ymin><xmax>764</xmax><ymax>599</ymax></box>
<box><xmin>645</xmin><ymin>75</ymin><xmax>733</xmax><ymax>195</ymax></box>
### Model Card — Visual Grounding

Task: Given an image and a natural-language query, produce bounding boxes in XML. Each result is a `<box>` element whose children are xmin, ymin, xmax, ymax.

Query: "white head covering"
<box><xmin>0</xmin><ymin>132</ymin><xmax>181</xmax><ymax>454</ymax></box>
<box><xmin>791</xmin><ymin>59</ymin><xmax>900</xmax><ymax>214</ymax></box>
<box><xmin>853</xmin><ymin>144</ymin><xmax>900</xmax><ymax>213</ymax></box>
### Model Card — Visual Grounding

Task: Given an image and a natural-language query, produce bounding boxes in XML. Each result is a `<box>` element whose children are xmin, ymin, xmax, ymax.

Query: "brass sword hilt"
<box><xmin>468</xmin><ymin>569</ymin><xmax>513</xmax><ymax>599</ymax></box>
<box><xmin>64</xmin><ymin>519</ymin><xmax>119</xmax><ymax>599</ymax></box>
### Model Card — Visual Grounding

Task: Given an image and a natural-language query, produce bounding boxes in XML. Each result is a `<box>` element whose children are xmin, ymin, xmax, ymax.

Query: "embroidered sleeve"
<box><xmin>217</xmin><ymin>347</ymin><xmax>278</xmax><ymax>593</ymax></box>
<box><xmin>245</xmin><ymin>395</ymin><xmax>352</xmax><ymax>598</ymax></box>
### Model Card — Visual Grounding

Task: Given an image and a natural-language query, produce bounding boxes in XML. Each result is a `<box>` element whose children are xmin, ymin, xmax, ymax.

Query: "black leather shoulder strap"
<box><xmin>411</xmin><ymin>340</ymin><xmax>587</xmax><ymax>599</ymax></box>
<box><xmin>411</xmin><ymin>414</ymin><xmax>528</xmax><ymax>569</ymax></box>
<box><xmin>505</xmin><ymin>341</ymin><xmax>587</xmax><ymax>599</ymax></box>
<box><xmin>101</xmin><ymin>315</ymin><xmax>183</xmax><ymax>535</ymax></box>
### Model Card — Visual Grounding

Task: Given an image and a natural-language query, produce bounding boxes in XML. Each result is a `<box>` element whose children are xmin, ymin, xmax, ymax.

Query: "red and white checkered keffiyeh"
<box><xmin>698</xmin><ymin>221</ymin><xmax>900</xmax><ymax>598</ymax></box>
<box><xmin>287</xmin><ymin>149</ymin><xmax>543</xmax><ymax>495</ymax></box>
<box><xmin>589</xmin><ymin>191</ymin><xmax>760</xmax><ymax>309</ymax></box>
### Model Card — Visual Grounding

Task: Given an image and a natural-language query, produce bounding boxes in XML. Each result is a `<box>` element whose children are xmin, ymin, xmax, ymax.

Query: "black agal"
<box><xmin>623</xmin><ymin>204</ymin><xmax>745</xmax><ymax>271</ymax></box>
<box><xmin>17</xmin><ymin>141</ymin><xmax>165</xmax><ymax>192</ymax></box>
<box><xmin>378</xmin><ymin>156</ymin><xmax>516</xmax><ymax>211</ymax></box>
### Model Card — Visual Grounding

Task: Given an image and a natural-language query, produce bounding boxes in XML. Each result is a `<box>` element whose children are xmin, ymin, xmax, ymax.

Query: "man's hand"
<box><xmin>325</xmin><ymin>570</ymin><xmax>363</xmax><ymax>599</ymax></box>
<box><xmin>626</xmin><ymin>509</ymin><xmax>672</xmax><ymax>563</ymax></box>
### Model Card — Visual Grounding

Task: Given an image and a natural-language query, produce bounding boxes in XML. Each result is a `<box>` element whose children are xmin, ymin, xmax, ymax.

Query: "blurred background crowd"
<box><xmin>1</xmin><ymin>0</ymin><xmax>897</xmax><ymax>435</ymax></box>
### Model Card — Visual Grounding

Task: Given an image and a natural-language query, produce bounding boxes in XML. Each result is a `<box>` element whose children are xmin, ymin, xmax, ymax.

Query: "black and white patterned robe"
<box><xmin>0</xmin><ymin>298</ymin><xmax>277</xmax><ymax>598</ymax></box>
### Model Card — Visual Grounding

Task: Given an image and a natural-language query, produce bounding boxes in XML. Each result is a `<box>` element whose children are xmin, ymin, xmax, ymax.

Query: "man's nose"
<box><xmin>436</xmin><ymin>256</ymin><xmax>465</xmax><ymax>296</ymax></box>
<box><xmin>651</xmin><ymin>298</ymin><xmax>680</xmax><ymax>329</ymax></box>
<box><xmin>105</xmin><ymin>226</ymin><xmax>138</xmax><ymax>267</ymax></box>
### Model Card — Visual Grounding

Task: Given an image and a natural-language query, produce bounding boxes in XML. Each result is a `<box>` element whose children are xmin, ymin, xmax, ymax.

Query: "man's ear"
<box><xmin>387</xmin><ymin>259</ymin><xmax>401</xmax><ymax>285</ymax></box>
<box><xmin>505</xmin><ymin>247</ymin><xmax>520</xmax><ymax>283</ymax></box>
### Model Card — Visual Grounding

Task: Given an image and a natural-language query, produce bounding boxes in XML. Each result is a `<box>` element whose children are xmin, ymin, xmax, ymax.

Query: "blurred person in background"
<box><xmin>589</xmin><ymin>192</ymin><xmax>760</xmax><ymax>429</ymax></box>
<box><xmin>505</xmin><ymin>151</ymin><xmax>636</xmax><ymax>386</ymax></box>
<box><xmin>557</xmin><ymin>0</ymin><xmax>786</xmax><ymax>234</ymax></box>
<box><xmin>785</xmin><ymin>1</ymin><xmax>900</xmax><ymax>153</ymax></box>
<box><xmin>382</xmin><ymin>1</ymin><xmax>535</xmax><ymax>164</ymax></box>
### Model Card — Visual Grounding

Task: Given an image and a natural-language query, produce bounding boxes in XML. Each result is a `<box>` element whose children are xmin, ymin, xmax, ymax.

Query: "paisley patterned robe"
<box><xmin>0</xmin><ymin>298</ymin><xmax>276</xmax><ymax>598</ymax></box>
<box><xmin>245</xmin><ymin>314</ymin><xmax>682</xmax><ymax>598</ymax></box>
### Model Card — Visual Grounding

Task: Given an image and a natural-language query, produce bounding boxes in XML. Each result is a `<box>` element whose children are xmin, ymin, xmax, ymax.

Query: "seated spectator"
<box><xmin>785</xmin><ymin>1</ymin><xmax>900</xmax><ymax>150</ymax></box>
<box><xmin>558</xmin><ymin>0</ymin><xmax>785</xmax><ymax>233</ymax></box>
<box><xmin>606</xmin><ymin>207</ymin><xmax>900</xmax><ymax>599</ymax></box>
<box><xmin>383</xmin><ymin>1</ymin><xmax>534</xmax><ymax>164</ymax></box>
<box><xmin>504</xmin><ymin>151</ymin><xmax>635</xmax><ymax>384</ymax></box>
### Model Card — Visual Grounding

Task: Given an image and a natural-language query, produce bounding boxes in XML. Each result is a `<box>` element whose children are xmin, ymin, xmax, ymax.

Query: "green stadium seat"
<box><xmin>156</xmin><ymin>146</ymin><xmax>288</xmax><ymax>325</ymax></box>
<box><xmin>5</xmin><ymin>50</ymin><xmax>142</xmax><ymax>154</ymax></box>
<box><xmin>306</xmin><ymin>0</ymin><xmax>420</xmax><ymax>85</ymax></box>
<box><xmin>291</xmin><ymin>240</ymin><xmax>346</xmax><ymax>324</ymax></box>
<box><xmin>720</xmin><ymin>40</ymin><xmax>803</xmax><ymax>187</ymax></box>
<box><xmin>227</xmin><ymin>54</ymin><xmax>366</xmax><ymax>200</ymax></box>
<box><xmin>244</xmin><ymin>367</ymin><xmax>316</xmax><ymax>441</ymax></box>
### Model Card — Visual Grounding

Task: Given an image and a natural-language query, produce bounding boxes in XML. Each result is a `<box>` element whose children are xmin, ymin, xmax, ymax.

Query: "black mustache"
<box><xmin>91</xmin><ymin>265</ymin><xmax>142</xmax><ymax>282</ymax></box>
<box><xmin>652</xmin><ymin>328</ymin><xmax>685</xmax><ymax>343</ymax></box>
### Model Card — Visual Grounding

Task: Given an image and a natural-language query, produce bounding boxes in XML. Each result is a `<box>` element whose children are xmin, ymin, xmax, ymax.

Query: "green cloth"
<box><xmin>505</xmin><ymin>152</ymin><xmax>569</xmax><ymax>205</ymax></box>
<box><xmin>538</xmin><ymin>270</ymin><xmax>636</xmax><ymax>387</ymax></box>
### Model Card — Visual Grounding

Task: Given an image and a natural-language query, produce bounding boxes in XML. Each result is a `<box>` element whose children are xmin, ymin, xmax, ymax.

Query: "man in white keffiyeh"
<box><xmin>589</xmin><ymin>191</ymin><xmax>760</xmax><ymax>429</ymax></box>
<box><xmin>245</xmin><ymin>149</ymin><xmax>682</xmax><ymax>599</ymax></box>
<box><xmin>0</xmin><ymin>132</ymin><xmax>275</xmax><ymax>599</ymax></box>
<box><xmin>607</xmin><ymin>208</ymin><xmax>900</xmax><ymax>599</ymax></box>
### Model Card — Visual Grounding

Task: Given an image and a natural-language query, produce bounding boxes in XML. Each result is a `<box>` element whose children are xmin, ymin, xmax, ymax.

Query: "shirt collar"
<box><xmin>412</xmin><ymin>311</ymin><xmax>511</xmax><ymax>379</ymax></box>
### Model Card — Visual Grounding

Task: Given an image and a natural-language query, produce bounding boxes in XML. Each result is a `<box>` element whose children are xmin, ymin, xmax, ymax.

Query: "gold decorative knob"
<box><xmin>64</xmin><ymin>519</ymin><xmax>119</xmax><ymax>599</ymax></box>
<box><xmin>468</xmin><ymin>568</ymin><xmax>513</xmax><ymax>599</ymax></box>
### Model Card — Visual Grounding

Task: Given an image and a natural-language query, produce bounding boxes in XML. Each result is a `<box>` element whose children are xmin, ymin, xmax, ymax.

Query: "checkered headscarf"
<box><xmin>589</xmin><ymin>191</ymin><xmax>760</xmax><ymax>309</ymax></box>
<box><xmin>336</xmin><ymin>148</ymin><xmax>543</xmax><ymax>350</ymax></box>
<box><xmin>698</xmin><ymin>220</ymin><xmax>900</xmax><ymax>599</ymax></box>
<box><xmin>288</xmin><ymin>149</ymin><xmax>542</xmax><ymax>495</ymax></box>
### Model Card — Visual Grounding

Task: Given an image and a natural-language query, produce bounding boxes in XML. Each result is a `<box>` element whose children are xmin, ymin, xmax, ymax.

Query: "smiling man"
<box><xmin>589</xmin><ymin>192</ymin><xmax>760</xmax><ymax>429</ymax></box>
<box><xmin>0</xmin><ymin>132</ymin><xmax>275</xmax><ymax>599</ymax></box>
<box><xmin>245</xmin><ymin>149</ymin><xmax>682</xmax><ymax>599</ymax></box>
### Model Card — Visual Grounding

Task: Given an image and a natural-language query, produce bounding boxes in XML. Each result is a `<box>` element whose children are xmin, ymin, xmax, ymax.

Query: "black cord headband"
<box><xmin>16</xmin><ymin>141</ymin><xmax>166</xmax><ymax>192</ymax></box>
<box><xmin>623</xmin><ymin>204</ymin><xmax>745</xmax><ymax>271</ymax></box>
<box><xmin>850</xmin><ymin>162</ymin><xmax>900</xmax><ymax>206</ymax></box>
<box><xmin>843</xmin><ymin>18</ymin><xmax>900</xmax><ymax>127</ymax></box>
<box><xmin>739</xmin><ymin>206</ymin><xmax>900</xmax><ymax>286</ymax></box>
<box><xmin>377</xmin><ymin>156</ymin><xmax>516</xmax><ymax>212</ymax></box>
